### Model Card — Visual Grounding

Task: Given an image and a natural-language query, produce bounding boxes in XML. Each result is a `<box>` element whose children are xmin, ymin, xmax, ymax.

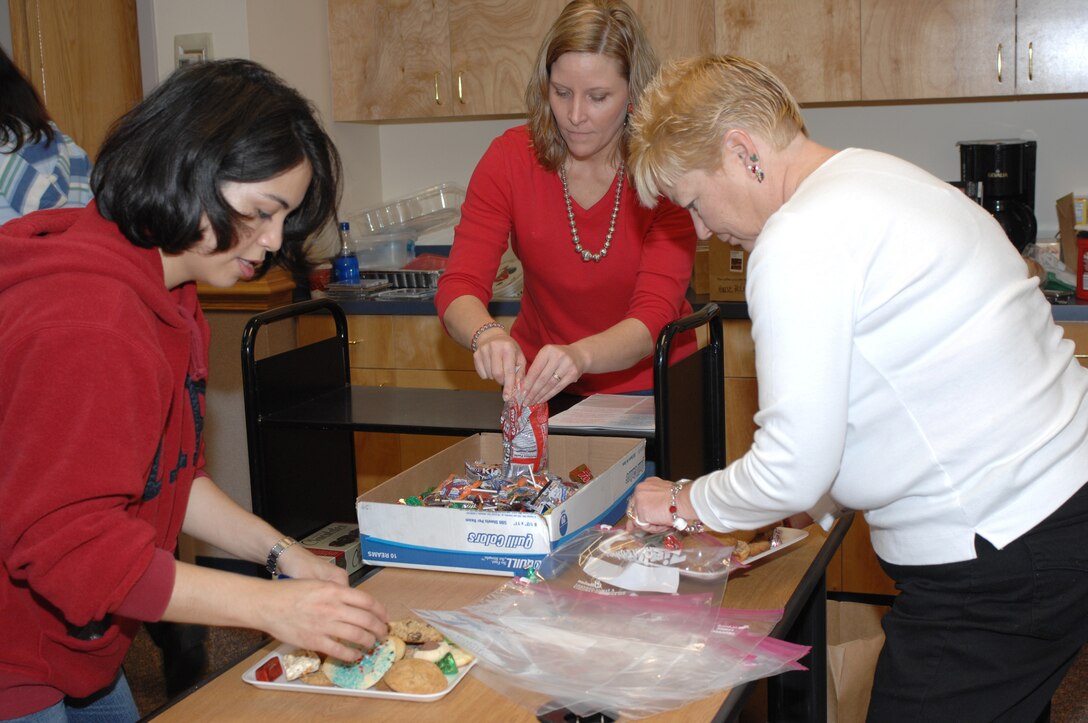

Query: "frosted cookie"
<box><xmin>321</xmin><ymin>639</ymin><xmax>397</xmax><ymax>690</ymax></box>
<box><xmin>448</xmin><ymin>642</ymin><xmax>475</xmax><ymax>669</ymax></box>
<box><xmin>383</xmin><ymin>658</ymin><xmax>448</xmax><ymax>695</ymax></box>
<box><xmin>410</xmin><ymin>641</ymin><xmax>451</xmax><ymax>663</ymax></box>
<box><xmin>388</xmin><ymin>618</ymin><xmax>444</xmax><ymax>644</ymax></box>
<box><xmin>282</xmin><ymin>649</ymin><xmax>321</xmax><ymax>681</ymax></box>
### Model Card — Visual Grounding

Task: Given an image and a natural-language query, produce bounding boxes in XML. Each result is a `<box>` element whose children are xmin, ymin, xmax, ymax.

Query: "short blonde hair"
<box><xmin>629</xmin><ymin>55</ymin><xmax>807</xmax><ymax>207</ymax></box>
<box><xmin>526</xmin><ymin>0</ymin><xmax>658</xmax><ymax>172</ymax></box>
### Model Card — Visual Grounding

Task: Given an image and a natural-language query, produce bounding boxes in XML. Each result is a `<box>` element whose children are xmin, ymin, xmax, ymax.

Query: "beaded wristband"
<box><xmin>470</xmin><ymin>321</ymin><xmax>505</xmax><ymax>352</ymax></box>
<box><xmin>669</xmin><ymin>480</ymin><xmax>704</xmax><ymax>533</ymax></box>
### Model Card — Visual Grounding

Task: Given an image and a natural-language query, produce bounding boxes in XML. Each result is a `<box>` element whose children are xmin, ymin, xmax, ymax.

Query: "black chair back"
<box><xmin>653</xmin><ymin>303</ymin><xmax>726</xmax><ymax>480</ymax></box>
<box><xmin>241</xmin><ymin>299</ymin><xmax>356</xmax><ymax>538</ymax></box>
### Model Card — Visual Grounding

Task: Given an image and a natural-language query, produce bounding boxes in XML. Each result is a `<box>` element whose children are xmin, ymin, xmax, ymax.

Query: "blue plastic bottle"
<box><xmin>333</xmin><ymin>221</ymin><xmax>360</xmax><ymax>284</ymax></box>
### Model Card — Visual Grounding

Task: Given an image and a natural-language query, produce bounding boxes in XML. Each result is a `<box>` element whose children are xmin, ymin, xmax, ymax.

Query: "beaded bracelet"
<box><xmin>470</xmin><ymin>321</ymin><xmax>505</xmax><ymax>352</ymax></box>
<box><xmin>669</xmin><ymin>480</ymin><xmax>704</xmax><ymax>533</ymax></box>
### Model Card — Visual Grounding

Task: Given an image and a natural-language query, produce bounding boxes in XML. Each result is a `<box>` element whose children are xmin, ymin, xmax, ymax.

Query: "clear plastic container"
<box><xmin>346</xmin><ymin>183</ymin><xmax>466</xmax><ymax>236</ymax></box>
<box><xmin>354</xmin><ymin>230</ymin><xmax>417</xmax><ymax>270</ymax></box>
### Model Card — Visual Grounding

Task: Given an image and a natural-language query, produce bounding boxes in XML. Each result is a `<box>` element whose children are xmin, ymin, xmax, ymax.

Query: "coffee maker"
<box><xmin>957</xmin><ymin>139</ymin><xmax>1038</xmax><ymax>251</ymax></box>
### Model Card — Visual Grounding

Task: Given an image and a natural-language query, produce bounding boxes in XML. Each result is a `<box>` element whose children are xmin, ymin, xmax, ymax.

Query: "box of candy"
<box><xmin>355</xmin><ymin>433</ymin><xmax>646</xmax><ymax>576</ymax></box>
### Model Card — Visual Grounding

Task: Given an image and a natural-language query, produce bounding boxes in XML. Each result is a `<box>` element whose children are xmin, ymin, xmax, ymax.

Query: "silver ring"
<box><xmin>552</xmin><ymin>372</ymin><xmax>562</xmax><ymax>382</ymax></box>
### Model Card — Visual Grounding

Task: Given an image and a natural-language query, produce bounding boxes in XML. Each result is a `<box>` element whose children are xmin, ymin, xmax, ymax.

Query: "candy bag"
<box><xmin>501</xmin><ymin>395</ymin><xmax>548</xmax><ymax>476</ymax></box>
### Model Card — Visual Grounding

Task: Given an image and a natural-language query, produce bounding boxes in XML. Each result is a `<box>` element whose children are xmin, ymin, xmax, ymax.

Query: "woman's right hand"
<box><xmin>474</xmin><ymin>331</ymin><xmax>527</xmax><ymax>401</ymax></box>
<box><xmin>260</xmin><ymin>578</ymin><xmax>388</xmax><ymax>662</ymax></box>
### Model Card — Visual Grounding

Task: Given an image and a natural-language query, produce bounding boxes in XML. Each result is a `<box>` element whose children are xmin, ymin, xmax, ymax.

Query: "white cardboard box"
<box><xmin>356</xmin><ymin>433</ymin><xmax>646</xmax><ymax>576</ymax></box>
<box><xmin>301</xmin><ymin>522</ymin><xmax>363</xmax><ymax>575</ymax></box>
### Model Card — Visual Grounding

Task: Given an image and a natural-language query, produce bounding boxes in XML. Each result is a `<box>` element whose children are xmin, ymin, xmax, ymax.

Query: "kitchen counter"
<box><xmin>331</xmin><ymin>294</ymin><xmax>1088</xmax><ymax>322</ymax></box>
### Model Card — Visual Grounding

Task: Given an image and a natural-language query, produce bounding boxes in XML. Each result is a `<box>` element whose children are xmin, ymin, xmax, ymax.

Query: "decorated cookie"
<box><xmin>383</xmin><ymin>658</ymin><xmax>448</xmax><ymax>695</ymax></box>
<box><xmin>410</xmin><ymin>640</ymin><xmax>451</xmax><ymax>663</ymax></box>
<box><xmin>388</xmin><ymin>618</ymin><xmax>444</xmax><ymax>644</ymax></box>
<box><xmin>447</xmin><ymin>642</ymin><xmax>475</xmax><ymax>669</ymax></box>
<box><xmin>282</xmin><ymin>649</ymin><xmax>321</xmax><ymax>681</ymax></box>
<box><xmin>321</xmin><ymin>639</ymin><xmax>397</xmax><ymax>690</ymax></box>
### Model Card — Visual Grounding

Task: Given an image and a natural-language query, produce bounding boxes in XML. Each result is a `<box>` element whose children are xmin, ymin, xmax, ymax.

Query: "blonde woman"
<box><xmin>436</xmin><ymin>0</ymin><xmax>697</xmax><ymax>406</ymax></box>
<box><xmin>626</xmin><ymin>54</ymin><xmax>1088</xmax><ymax>722</ymax></box>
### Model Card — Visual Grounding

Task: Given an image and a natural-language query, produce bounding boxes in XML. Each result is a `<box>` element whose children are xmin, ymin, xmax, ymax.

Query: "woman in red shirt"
<box><xmin>435</xmin><ymin>0</ymin><xmax>697</xmax><ymax>406</ymax></box>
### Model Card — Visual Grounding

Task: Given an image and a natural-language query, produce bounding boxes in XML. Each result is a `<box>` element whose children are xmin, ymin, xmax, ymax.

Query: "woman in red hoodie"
<box><xmin>0</xmin><ymin>59</ymin><xmax>387</xmax><ymax>721</ymax></box>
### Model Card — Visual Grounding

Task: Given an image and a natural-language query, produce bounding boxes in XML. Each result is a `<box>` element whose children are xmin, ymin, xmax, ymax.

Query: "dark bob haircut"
<box><xmin>91</xmin><ymin>59</ymin><xmax>341</xmax><ymax>277</ymax></box>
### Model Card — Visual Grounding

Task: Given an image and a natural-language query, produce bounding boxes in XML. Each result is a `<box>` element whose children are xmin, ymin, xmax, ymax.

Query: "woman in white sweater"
<box><xmin>625</xmin><ymin>54</ymin><xmax>1088</xmax><ymax>722</ymax></box>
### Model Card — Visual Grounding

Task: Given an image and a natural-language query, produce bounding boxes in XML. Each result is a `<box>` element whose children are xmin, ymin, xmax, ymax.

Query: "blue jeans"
<box><xmin>6</xmin><ymin>673</ymin><xmax>139</xmax><ymax>723</ymax></box>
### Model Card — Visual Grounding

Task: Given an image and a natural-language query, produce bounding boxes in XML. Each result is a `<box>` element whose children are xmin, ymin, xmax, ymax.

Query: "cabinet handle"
<box><xmin>457</xmin><ymin>70</ymin><xmax>465</xmax><ymax>104</ymax></box>
<box><xmin>996</xmin><ymin>43</ymin><xmax>1003</xmax><ymax>83</ymax></box>
<box><xmin>1028</xmin><ymin>42</ymin><xmax>1034</xmax><ymax>81</ymax></box>
<box><xmin>434</xmin><ymin>72</ymin><xmax>442</xmax><ymax>105</ymax></box>
<box><xmin>1075</xmin><ymin>354</ymin><xmax>1087</xmax><ymax>359</ymax></box>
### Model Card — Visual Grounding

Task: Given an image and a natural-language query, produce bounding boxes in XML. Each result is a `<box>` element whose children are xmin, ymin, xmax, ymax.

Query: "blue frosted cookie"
<box><xmin>321</xmin><ymin>639</ymin><xmax>397</xmax><ymax>690</ymax></box>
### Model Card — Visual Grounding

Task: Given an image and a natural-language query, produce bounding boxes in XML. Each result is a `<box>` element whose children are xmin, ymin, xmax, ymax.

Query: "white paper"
<box><xmin>549</xmin><ymin>394</ymin><xmax>655</xmax><ymax>433</ymax></box>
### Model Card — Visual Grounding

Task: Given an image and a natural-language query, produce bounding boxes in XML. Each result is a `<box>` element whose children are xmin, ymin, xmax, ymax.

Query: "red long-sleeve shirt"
<box><xmin>436</xmin><ymin>125</ymin><xmax>697</xmax><ymax>395</ymax></box>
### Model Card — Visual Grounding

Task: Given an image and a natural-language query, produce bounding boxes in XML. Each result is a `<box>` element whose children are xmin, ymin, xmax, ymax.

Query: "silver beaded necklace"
<box><xmin>559</xmin><ymin>160</ymin><xmax>625</xmax><ymax>263</ymax></box>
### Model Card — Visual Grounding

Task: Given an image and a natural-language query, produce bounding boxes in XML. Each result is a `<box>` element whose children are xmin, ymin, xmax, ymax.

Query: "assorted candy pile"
<box><xmin>398</xmin><ymin>397</ymin><xmax>594</xmax><ymax>514</ymax></box>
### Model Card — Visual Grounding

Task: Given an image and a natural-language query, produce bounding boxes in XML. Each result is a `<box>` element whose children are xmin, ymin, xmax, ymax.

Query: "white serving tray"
<box><xmin>241</xmin><ymin>642</ymin><xmax>476</xmax><ymax>703</ymax></box>
<box><xmin>741</xmin><ymin>526</ymin><xmax>809</xmax><ymax>564</ymax></box>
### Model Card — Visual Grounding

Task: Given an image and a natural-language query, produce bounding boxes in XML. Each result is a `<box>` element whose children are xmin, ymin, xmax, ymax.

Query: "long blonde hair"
<box><xmin>525</xmin><ymin>0</ymin><xmax>658</xmax><ymax>172</ymax></box>
<box><xmin>629</xmin><ymin>54</ymin><xmax>807</xmax><ymax>207</ymax></box>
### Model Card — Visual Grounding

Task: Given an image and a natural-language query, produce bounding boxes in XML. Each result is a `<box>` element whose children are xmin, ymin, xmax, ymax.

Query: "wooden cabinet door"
<box><xmin>627</xmin><ymin>0</ymin><xmax>715</xmax><ymax>63</ymax></box>
<box><xmin>860</xmin><ymin>0</ymin><xmax>1015</xmax><ymax>100</ymax></box>
<box><xmin>448</xmin><ymin>0</ymin><xmax>563</xmax><ymax>116</ymax></box>
<box><xmin>716</xmin><ymin>0</ymin><xmax>861</xmax><ymax>104</ymax></box>
<box><xmin>329</xmin><ymin>0</ymin><xmax>453</xmax><ymax>121</ymax></box>
<box><xmin>1016</xmin><ymin>0</ymin><xmax>1088</xmax><ymax>95</ymax></box>
<box><xmin>8</xmin><ymin>0</ymin><xmax>142</xmax><ymax>159</ymax></box>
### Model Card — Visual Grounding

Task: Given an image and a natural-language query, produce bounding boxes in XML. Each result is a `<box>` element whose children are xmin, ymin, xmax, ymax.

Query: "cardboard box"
<box><xmin>356</xmin><ymin>433</ymin><xmax>646</xmax><ymax>576</ymax></box>
<box><xmin>301</xmin><ymin>522</ymin><xmax>363</xmax><ymax>575</ymax></box>
<box><xmin>708</xmin><ymin>237</ymin><xmax>749</xmax><ymax>302</ymax></box>
<box><xmin>691</xmin><ymin>245</ymin><xmax>709</xmax><ymax>295</ymax></box>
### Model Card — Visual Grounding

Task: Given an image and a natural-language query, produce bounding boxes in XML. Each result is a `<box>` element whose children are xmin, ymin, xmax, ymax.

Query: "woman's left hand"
<box><xmin>521</xmin><ymin>343</ymin><xmax>585</xmax><ymax>406</ymax></box>
<box><xmin>625</xmin><ymin>476</ymin><xmax>681</xmax><ymax>533</ymax></box>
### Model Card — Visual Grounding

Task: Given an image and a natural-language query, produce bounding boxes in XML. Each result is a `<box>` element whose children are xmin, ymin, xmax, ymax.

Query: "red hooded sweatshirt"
<box><xmin>0</xmin><ymin>204</ymin><xmax>208</xmax><ymax>716</ymax></box>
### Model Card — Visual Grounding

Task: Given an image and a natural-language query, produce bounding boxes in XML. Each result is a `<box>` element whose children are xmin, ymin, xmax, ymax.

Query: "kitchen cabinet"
<box><xmin>297</xmin><ymin>312</ymin><xmax>515</xmax><ymax>491</ymax></box>
<box><xmin>327</xmin><ymin>0</ymin><xmax>715</xmax><ymax>122</ymax></box>
<box><xmin>860</xmin><ymin>0</ymin><xmax>1088</xmax><ymax>100</ymax></box>
<box><xmin>328</xmin><ymin>0</ymin><xmax>564</xmax><ymax>121</ymax></box>
<box><xmin>8</xmin><ymin>0</ymin><xmax>142</xmax><ymax>158</ymax></box>
<box><xmin>715</xmin><ymin>0</ymin><xmax>862</xmax><ymax>104</ymax></box>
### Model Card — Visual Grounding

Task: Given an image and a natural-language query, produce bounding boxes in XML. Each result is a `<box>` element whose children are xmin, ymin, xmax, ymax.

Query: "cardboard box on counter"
<box><xmin>709</xmin><ymin>237</ymin><xmax>749</xmax><ymax>302</ymax></box>
<box><xmin>301</xmin><ymin>522</ymin><xmax>363</xmax><ymax>575</ymax></box>
<box><xmin>1057</xmin><ymin>192</ymin><xmax>1088</xmax><ymax>268</ymax></box>
<box><xmin>691</xmin><ymin>245</ymin><xmax>709</xmax><ymax>295</ymax></box>
<box><xmin>356</xmin><ymin>433</ymin><xmax>646</xmax><ymax>576</ymax></box>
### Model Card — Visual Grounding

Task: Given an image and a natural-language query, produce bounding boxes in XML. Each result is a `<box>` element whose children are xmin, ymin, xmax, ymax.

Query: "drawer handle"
<box><xmin>1028</xmin><ymin>41</ymin><xmax>1034</xmax><ymax>81</ymax></box>
<box><xmin>457</xmin><ymin>71</ymin><xmax>465</xmax><ymax>104</ymax></box>
<box><xmin>434</xmin><ymin>73</ymin><xmax>442</xmax><ymax>105</ymax></box>
<box><xmin>996</xmin><ymin>43</ymin><xmax>1003</xmax><ymax>83</ymax></box>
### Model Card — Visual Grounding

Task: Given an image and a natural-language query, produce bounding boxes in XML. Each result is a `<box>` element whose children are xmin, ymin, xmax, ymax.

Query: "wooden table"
<box><xmin>149</xmin><ymin>516</ymin><xmax>852</xmax><ymax>722</ymax></box>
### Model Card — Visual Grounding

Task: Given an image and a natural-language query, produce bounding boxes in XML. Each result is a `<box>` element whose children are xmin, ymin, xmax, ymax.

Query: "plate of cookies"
<box><xmin>241</xmin><ymin>618</ymin><xmax>476</xmax><ymax>702</ymax></box>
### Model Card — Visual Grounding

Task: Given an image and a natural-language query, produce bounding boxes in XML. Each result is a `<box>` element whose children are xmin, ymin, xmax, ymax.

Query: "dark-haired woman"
<box><xmin>435</xmin><ymin>0</ymin><xmax>697</xmax><ymax>406</ymax></box>
<box><xmin>0</xmin><ymin>47</ymin><xmax>92</xmax><ymax>225</ymax></box>
<box><xmin>0</xmin><ymin>59</ymin><xmax>387</xmax><ymax>721</ymax></box>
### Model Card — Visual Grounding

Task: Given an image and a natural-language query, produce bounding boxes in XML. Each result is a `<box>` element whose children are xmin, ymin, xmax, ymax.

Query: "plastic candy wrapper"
<box><xmin>501</xmin><ymin>395</ymin><xmax>548</xmax><ymax>476</ymax></box>
<box><xmin>413</xmin><ymin>528</ymin><xmax>809</xmax><ymax>719</ymax></box>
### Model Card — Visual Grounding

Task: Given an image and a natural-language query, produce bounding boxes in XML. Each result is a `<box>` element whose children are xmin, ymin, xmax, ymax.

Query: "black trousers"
<box><xmin>867</xmin><ymin>482</ymin><xmax>1088</xmax><ymax>722</ymax></box>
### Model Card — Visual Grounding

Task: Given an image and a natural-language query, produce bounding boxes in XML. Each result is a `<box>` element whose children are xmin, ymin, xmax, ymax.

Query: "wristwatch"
<box><xmin>265</xmin><ymin>536</ymin><xmax>298</xmax><ymax>577</ymax></box>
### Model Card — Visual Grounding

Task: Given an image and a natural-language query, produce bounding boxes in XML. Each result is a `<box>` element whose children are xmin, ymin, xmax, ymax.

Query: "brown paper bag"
<box><xmin>826</xmin><ymin>601</ymin><xmax>889</xmax><ymax>723</ymax></box>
